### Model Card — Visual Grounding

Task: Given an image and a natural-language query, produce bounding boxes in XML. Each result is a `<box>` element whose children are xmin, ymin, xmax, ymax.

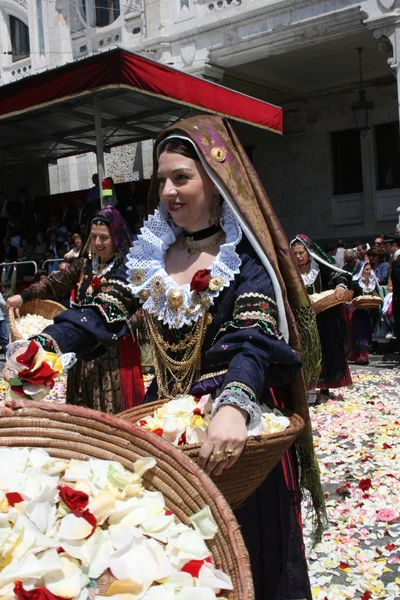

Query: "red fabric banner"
<box><xmin>0</xmin><ymin>49</ymin><xmax>282</xmax><ymax>134</ymax></box>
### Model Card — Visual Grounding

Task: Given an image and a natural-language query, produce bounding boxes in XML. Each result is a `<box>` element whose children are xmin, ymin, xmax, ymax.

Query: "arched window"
<box><xmin>10</xmin><ymin>15</ymin><xmax>30</xmax><ymax>61</ymax></box>
<box><xmin>81</xmin><ymin>0</ymin><xmax>120</xmax><ymax>27</ymax></box>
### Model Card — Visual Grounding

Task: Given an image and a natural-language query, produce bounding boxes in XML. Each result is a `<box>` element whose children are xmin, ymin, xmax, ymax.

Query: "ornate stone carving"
<box><xmin>373</xmin><ymin>26</ymin><xmax>398</xmax><ymax>78</ymax></box>
<box><xmin>181</xmin><ymin>43</ymin><xmax>196</xmax><ymax>66</ymax></box>
<box><xmin>13</xmin><ymin>0</ymin><xmax>27</xmax><ymax>8</ymax></box>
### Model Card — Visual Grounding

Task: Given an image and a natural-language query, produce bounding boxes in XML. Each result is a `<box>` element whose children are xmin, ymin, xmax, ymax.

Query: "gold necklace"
<box><xmin>144</xmin><ymin>309</ymin><xmax>212</xmax><ymax>398</ymax></box>
<box><xmin>183</xmin><ymin>231</ymin><xmax>224</xmax><ymax>257</ymax></box>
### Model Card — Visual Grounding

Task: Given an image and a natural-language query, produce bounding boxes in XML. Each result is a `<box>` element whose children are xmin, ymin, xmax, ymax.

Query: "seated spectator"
<box><xmin>46</xmin><ymin>214</ymin><xmax>61</xmax><ymax>236</ymax></box>
<box><xmin>356</xmin><ymin>241</ymin><xmax>369</xmax><ymax>262</ymax></box>
<box><xmin>342</xmin><ymin>249</ymin><xmax>359</xmax><ymax>274</ymax></box>
<box><xmin>64</xmin><ymin>233</ymin><xmax>83</xmax><ymax>259</ymax></box>
<box><xmin>16</xmin><ymin>246</ymin><xmax>35</xmax><ymax>280</ymax></box>
<box><xmin>335</xmin><ymin>239</ymin><xmax>346</xmax><ymax>268</ymax></box>
<box><xmin>60</xmin><ymin>201</ymin><xmax>74</xmax><ymax>231</ymax></box>
<box><xmin>20</xmin><ymin>237</ymin><xmax>33</xmax><ymax>260</ymax></box>
<box><xmin>1</xmin><ymin>237</ymin><xmax>17</xmax><ymax>262</ymax></box>
<box><xmin>79</xmin><ymin>223</ymin><xmax>88</xmax><ymax>242</ymax></box>
<box><xmin>10</xmin><ymin>231</ymin><xmax>21</xmax><ymax>249</ymax></box>
<box><xmin>47</xmin><ymin>231</ymin><xmax>59</xmax><ymax>258</ymax></box>
<box><xmin>56</xmin><ymin>243</ymin><xmax>67</xmax><ymax>259</ymax></box>
<box><xmin>33</xmin><ymin>232</ymin><xmax>47</xmax><ymax>265</ymax></box>
<box><xmin>325</xmin><ymin>242</ymin><xmax>338</xmax><ymax>265</ymax></box>
<box><xmin>44</xmin><ymin>249</ymin><xmax>59</xmax><ymax>275</ymax></box>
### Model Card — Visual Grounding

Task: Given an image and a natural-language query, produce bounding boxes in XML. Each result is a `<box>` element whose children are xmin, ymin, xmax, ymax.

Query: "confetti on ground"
<box><xmin>0</xmin><ymin>372</ymin><xmax>67</xmax><ymax>406</ymax></box>
<box><xmin>303</xmin><ymin>368</ymin><xmax>400</xmax><ymax>600</ymax></box>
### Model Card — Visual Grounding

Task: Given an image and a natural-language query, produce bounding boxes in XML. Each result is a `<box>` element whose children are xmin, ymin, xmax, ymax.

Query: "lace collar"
<box><xmin>126</xmin><ymin>202</ymin><xmax>242</xmax><ymax>328</ymax></box>
<box><xmin>300</xmin><ymin>258</ymin><xmax>320</xmax><ymax>287</ymax></box>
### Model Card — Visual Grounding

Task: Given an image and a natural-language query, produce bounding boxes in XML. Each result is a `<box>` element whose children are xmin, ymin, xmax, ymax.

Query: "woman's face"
<box><xmin>157</xmin><ymin>151</ymin><xmax>217</xmax><ymax>232</ymax></box>
<box><xmin>74</xmin><ymin>236</ymin><xmax>82</xmax><ymax>249</ymax></box>
<box><xmin>36</xmin><ymin>233</ymin><xmax>43</xmax><ymax>243</ymax></box>
<box><xmin>90</xmin><ymin>224</ymin><xmax>116</xmax><ymax>263</ymax></box>
<box><xmin>291</xmin><ymin>243</ymin><xmax>309</xmax><ymax>266</ymax></box>
<box><xmin>362</xmin><ymin>264</ymin><xmax>371</xmax><ymax>277</ymax></box>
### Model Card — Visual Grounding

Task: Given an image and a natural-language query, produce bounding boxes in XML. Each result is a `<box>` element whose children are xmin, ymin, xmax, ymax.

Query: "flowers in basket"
<box><xmin>137</xmin><ymin>395</ymin><xmax>290</xmax><ymax>445</ymax></box>
<box><xmin>0</xmin><ymin>447</ymin><xmax>233</xmax><ymax>600</ymax></box>
<box><xmin>14</xmin><ymin>315</ymin><xmax>54</xmax><ymax>339</ymax></box>
<box><xmin>6</xmin><ymin>341</ymin><xmax>63</xmax><ymax>401</ymax></box>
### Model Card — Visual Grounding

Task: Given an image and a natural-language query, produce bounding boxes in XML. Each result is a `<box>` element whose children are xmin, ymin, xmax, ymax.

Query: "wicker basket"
<box><xmin>310</xmin><ymin>289</ymin><xmax>354</xmax><ymax>315</ymax></box>
<box><xmin>352</xmin><ymin>295</ymin><xmax>382</xmax><ymax>310</ymax></box>
<box><xmin>9</xmin><ymin>299</ymin><xmax>66</xmax><ymax>341</ymax></box>
<box><xmin>0</xmin><ymin>401</ymin><xmax>254</xmax><ymax>600</ymax></box>
<box><xmin>119</xmin><ymin>400</ymin><xmax>304</xmax><ymax>510</ymax></box>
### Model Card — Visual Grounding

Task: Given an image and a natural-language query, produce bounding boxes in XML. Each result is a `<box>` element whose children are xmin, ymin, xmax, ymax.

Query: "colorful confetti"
<box><xmin>303</xmin><ymin>368</ymin><xmax>400</xmax><ymax>600</ymax></box>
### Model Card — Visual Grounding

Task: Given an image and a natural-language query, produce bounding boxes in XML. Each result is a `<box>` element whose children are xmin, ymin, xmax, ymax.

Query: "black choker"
<box><xmin>183</xmin><ymin>223</ymin><xmax>221</xmax><ymax>241</ymax></box>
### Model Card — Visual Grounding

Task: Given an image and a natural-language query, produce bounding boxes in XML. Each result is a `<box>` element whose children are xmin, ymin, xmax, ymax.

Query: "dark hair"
<box><xmin>90</xmin><ymin>217</ymin><xmax>111</xmax><ymax>228</ymax></box>
<box><xmin>159</xmin><ymin>139</ymin><xmax>199</xmax><ymax>162</ymax></box>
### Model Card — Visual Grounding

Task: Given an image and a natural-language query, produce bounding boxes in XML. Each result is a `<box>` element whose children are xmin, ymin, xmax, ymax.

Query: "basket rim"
<box><xmin>0</xmin><ymin>399</ymin><xmax>253</xmax><ymax>599</ymax></box>
<box><xmin>119</xmin><ymin>401</ymin><xmax>304</xmax><ymax>451</ymax></box>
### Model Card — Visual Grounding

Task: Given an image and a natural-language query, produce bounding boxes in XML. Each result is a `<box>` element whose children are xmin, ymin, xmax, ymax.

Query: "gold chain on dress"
<box><xmin>143</xmin><ymin>309</ymin><xmax>212</xmax><ymax>398</ymax></box>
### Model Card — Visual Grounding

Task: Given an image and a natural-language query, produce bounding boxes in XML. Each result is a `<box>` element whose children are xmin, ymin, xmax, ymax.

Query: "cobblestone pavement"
<box><xmin>303</xmin><ymin>362</ymin><xmax>400</xmax><ymax>600</ymax></box>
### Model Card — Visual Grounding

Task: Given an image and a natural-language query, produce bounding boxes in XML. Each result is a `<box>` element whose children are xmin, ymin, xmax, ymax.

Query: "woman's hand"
<box><xmin>335</xmin><ymin>286</ymin><xmax>346</xmax><ymax>301</ymax></box>
<box><xmin>6</xmin><ymin>295</ymin><xmax>23</xmax><ymax>317</ymax></box>
<box><xmin>2</xmin><ymin>346</ymin><xmax>27</xmax><ymax>383</ymax></box>
<box><xmin>198</xmin><ymin>405</ymin><xmax>248</xmax><ymax>477</ymax></box>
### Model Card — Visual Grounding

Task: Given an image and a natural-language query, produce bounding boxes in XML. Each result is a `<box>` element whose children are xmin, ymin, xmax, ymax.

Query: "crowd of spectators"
<box><xmin>323</xmin><ymin>235</ymin><xmax>394</xmax><ymax>286</ymax></box>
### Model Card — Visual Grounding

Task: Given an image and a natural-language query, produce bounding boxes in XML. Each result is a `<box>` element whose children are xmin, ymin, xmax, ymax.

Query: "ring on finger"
<box><xmin>212</xmin><ymin>450</ymin><xmax>225</xmax><ymax>463</ymax></box>
<box><xmin>224</xmin><ymin>448</ymin><xmax>236</xmax><ymax>459</ymax></box>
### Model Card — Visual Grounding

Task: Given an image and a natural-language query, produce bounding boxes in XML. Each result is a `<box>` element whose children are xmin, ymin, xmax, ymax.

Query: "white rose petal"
<box><xmin>58</xmin><ymin>512</ymin><xmax>94</xmax><ymax>540</ymax></box>
<box><xmin>198</xmin><ymin>564</ymin><xmax>233</xmax><ymax>591</ymax></box>
<box><xmin>44</xmin><ymin>556</ymin><xmax>84</xmax><ymax>598</ymax></box>
<box><xmin>189</xmin><ymin>507</ymin><xmax>218</xmax><ymax>540</ymax></box>
<box><xmin>25</xmin><ymin>486</ymin><xmax>57</xmax><ymax>534</ymax></box>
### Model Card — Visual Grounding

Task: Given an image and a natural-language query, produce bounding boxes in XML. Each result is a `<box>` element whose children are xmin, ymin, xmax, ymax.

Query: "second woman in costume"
<box><xmin>291</xmin><ymin>234</ymin><xmax>352</xmax><ymax>399</ymax></box>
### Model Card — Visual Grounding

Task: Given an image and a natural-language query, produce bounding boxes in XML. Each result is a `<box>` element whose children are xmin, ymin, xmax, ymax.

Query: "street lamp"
<box><xmin>351</xmin><ymin>47</ymin><xmax>374</xmax><ymax>133</ymax></box>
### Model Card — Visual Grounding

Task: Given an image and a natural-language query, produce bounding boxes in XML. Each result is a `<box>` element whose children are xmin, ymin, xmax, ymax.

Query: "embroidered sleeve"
<box><xmin>211</xmin><ymin>381</ymin><xmax>262</xmax><ymax>430</ymax></box>
<box><xmin>215</xmin><ymin>292</ymin><xmax>282</xmax><ymax>341</ymax></box>
<box><xmin>72</xmin><ymin>278</ymin><xmax>137</xmax><ymax>323</ymax></box>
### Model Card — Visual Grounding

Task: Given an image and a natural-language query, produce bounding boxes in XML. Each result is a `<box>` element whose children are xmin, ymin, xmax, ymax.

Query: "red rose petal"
<box><xmin>181</xmin><ymin>556</ymin><xmax>212</xmax><ymax>578</ymax></box>
<box><xmin>153</xmin><ymin>428</ymin><xmax>164</xmax><ymax>437</ymax></box>
<box><xmin>6</xmin><ymin>492</ymin><xmax>24</xmax><ymax>506</ymax></box>
<box><xmin>81</xmin><ymin>509</ymin><xmax>97</xmax><ymax>538</ymax></box>
<box><xmin>58</xmin><ymin>486</ymin><xmax>89</xmax><ymax>514</ymax></box>
<box><xmin>14</xmin><ymin>581</ymin><xmax>71</xmax><ymax>600</ymax></box>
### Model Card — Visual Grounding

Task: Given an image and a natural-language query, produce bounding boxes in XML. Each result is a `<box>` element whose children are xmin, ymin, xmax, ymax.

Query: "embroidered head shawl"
<box><xmin>147</xmin><ymin>115</ymin><xmax>326</xmax><ymax>538</ymax></box>
<box><xmin>82</xmin><ymin>205</ymin><xmax>133</xmax><ymax>259</ymax></box>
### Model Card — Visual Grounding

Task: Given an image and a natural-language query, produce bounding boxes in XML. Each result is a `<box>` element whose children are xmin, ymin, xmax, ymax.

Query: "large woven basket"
<box><xmin>310</xmin><ymin>289</ymin><xmax>354</xmax><ymax>315</ymax></box>
<box><xmin>9</xmin><ymin>299</ymin><xmax>66</xmax><ymax>341</ymax></box>
<box><xmin>352</xmin><ymin>295</ymin><xmax>383</xmax><ymax>310</ymax></box>
<box><xmin>0</xmin><ymin>401</ymin><xmax>253</xmax><ymax>600</ymax></box>
<box><xmin>119</xmin><ymin>400</ymin><xmax>304</xmax><ymax>509</ymax></box>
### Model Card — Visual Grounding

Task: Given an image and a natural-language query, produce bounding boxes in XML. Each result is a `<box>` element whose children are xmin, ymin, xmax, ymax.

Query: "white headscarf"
<box><xmin>352</xmin><ymin>261</ymin><xmax>378</xmax><ymax>293</ymax></box>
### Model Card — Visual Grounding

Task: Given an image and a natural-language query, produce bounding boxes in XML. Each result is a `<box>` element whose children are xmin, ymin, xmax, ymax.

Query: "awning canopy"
<box><xmin>0</xmin><ymin>48</ymin><xmax>282</xmax><ymax>171</ymax></box>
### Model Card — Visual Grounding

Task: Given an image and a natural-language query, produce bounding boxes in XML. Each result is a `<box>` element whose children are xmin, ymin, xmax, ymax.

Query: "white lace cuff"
<box><xmin>211</xmin><ymin>387</ymin><xmax>262</xmax><ymax>431</ymax></box>
<box><xmin>6</xmin><ymin>340</ymin><xmax>76</xmax><ymax>375</ymax></box>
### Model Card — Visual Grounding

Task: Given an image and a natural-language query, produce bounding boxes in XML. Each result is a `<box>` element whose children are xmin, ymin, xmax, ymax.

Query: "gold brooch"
<box><xmin>131</xmin><ymin>268</ymin><xmax>146</xmax><ymax>285</ymax></box>
<box><xmin>139</xmin><ymin>289</ymin><xmax>151</xmax><ymax>301</ymax></box>
<box><xmin>150</xmin><ymin>276</ymin><xmax>166</xmax><ymax>302</ymax></box>
<box><xmin>211</xmin><ymin>147</ymin><xmax>227</xmax><ymax>162</ymax></box>
<box><xmin>209</xmin><ymin>276</ymin><xmax>224</xmax><ymax>291</ymax></box>
<box><xmin>167</xmin><ymin>289</ymin><xmax>184</xmax><ymax>309</ymax></box>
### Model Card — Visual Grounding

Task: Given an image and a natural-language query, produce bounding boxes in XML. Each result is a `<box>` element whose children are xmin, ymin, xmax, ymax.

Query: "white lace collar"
<box><xmin>126</xmin><ymin>202</ymin><xmax>242</xmax><ymax>328</ymax></box>
<box><xmin>300</xmin><ymin>258</ymin><xmax>320</xmax><ymax>287</ymax></box>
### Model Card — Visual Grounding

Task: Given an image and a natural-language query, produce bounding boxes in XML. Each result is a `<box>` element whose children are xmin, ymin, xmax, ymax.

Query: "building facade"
<box><xmin>0</xmin><ymin>0</ymin><xmax>399</xmax><ymax>240</ymax></box>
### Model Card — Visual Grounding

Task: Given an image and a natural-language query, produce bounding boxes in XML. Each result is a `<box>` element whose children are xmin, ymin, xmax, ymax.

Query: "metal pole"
<box><xmin>94</xmin><ymin>95</ymin><xmax>105</xmax><ymax>207</ymax></box>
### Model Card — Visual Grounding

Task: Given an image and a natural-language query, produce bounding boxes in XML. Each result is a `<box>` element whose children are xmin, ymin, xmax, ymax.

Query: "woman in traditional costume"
<box><xmin>6</xmin><ymin>205</ymin><xmax>144</xmax><ymax>412</ymax></box>
<box><xmin>350</xmin><ymin>262</ymin><xmax>380</xmax><ymax>365</ymax></box>
<box><xmin>5</xmin><ymin>116</ymin><xmax>325</xmax><ymax>599</ymax></box>
<box><xmin>290</xmin><ymin>234</ymin><xmax>352</xmax><ymax>400</ymax></box>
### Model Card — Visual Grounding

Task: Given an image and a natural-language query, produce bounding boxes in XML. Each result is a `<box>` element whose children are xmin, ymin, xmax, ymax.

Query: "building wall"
<box><xmin>253</xmin><ymin>81</ymin><xmax>399</xmax><ymax>241</ymax></box>
<box><xmin>0</xmin><ymin>0</ymin><xmax>399</xmax><ymax>239</ymax></box>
